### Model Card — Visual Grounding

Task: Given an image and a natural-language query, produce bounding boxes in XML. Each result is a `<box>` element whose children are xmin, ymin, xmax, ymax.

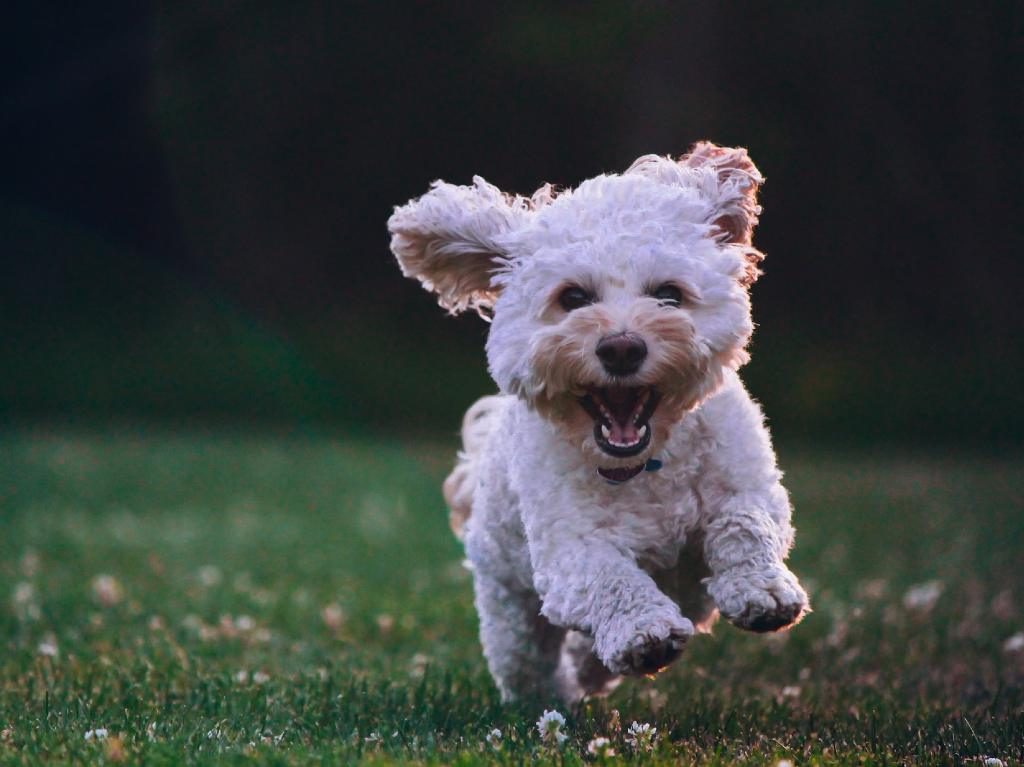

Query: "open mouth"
<box><xmin>579</xmin><ymin>386</ymin><xmax>660</xmax><ymax>458</ymax></box>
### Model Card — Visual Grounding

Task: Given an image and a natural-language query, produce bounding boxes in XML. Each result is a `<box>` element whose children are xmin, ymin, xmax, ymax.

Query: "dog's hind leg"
<box><xmin>555</xmin><ymin>631</ymin><xmax>620</xmax><ymax>704</ymax></box>
<box><xmin>473</xmin><ymin>573</ymin><xmax>565</xmax><ymax>702</ymax></box>
<box><xmin>443</xmin><ymin>395</ymin><xmax>509</xmax><ymax>539</ymax></box>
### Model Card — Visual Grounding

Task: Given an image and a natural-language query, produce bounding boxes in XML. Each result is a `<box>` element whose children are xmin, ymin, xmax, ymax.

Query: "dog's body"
<box><xmin>389</xmin><ymin>143</ymin><xmax>809</xmax><ymax>703</ymax></box>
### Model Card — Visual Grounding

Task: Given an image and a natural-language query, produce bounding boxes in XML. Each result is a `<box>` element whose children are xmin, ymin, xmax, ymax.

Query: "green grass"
<box><xmin>0</xmin><ymin>429</ymin><xmax>1021</xmax><ymax>765</ymax></box>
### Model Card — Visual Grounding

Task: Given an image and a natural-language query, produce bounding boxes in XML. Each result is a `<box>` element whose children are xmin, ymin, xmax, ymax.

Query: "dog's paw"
<box><xmin>600</xmin><ymin>616</ymin><xmax>694</xmax><ymax>676</ymax></box>
<box><xmin>706</xmin><ymin>566</ymin><xmax>810</xmax><ymax>633</ymax></box>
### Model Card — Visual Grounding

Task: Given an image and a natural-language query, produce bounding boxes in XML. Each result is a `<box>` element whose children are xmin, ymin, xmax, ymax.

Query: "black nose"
<box><xmin>596</xmin><ymin>333</ymin><xmax>647</xmax><ymax>376</ymax></box>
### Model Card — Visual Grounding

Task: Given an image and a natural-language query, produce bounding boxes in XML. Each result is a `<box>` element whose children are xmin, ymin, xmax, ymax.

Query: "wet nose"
<box><xmin>595</xmin><ymin>333</ymin><xmax>647</xmax><ymax>376</ymax></box>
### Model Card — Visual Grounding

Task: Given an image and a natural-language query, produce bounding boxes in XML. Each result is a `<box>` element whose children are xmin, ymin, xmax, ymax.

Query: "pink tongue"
<box><xmin>608</xmin><ymin>419</ymin><xmax>639</xmax><ymax>445</ymax></box>
<box><xmin>604</xmin><ymin>389</ymin><xmax>640</xmax><ymax>444</ymax></box>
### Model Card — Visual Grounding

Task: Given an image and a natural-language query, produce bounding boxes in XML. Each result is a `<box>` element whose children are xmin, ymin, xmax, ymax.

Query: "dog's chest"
<box><xmin>593</xmin><ymin>473</ymin><xmax>702</xmax><ymax>569</ymax></box>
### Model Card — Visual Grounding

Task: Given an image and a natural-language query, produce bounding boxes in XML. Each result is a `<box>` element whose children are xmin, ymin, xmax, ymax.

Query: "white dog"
<box><xmin>388</xmin><ymin>142</ymin><xmax>809</xmax><ymax>703</ymax></box>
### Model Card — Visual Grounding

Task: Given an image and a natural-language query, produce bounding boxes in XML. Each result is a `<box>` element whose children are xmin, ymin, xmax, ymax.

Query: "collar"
<box><xmin>599</xmin><ymin>457</ymin><xmax>663</xmax><ymax>485</ymax></box>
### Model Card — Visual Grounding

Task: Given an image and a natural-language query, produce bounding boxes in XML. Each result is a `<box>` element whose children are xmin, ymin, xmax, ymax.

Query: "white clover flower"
<box><xmin>983</xmin><ymin>758</ymin><xmax>1005</xmax><ymax>767</ymax></box>
<box><xmin>11</xmin><ymin>582</ymin><xmax>40</xmax><ymax>622</ymax></box>
<box><xmin>235</xmin><ymin>615</ymin><xmax>256</xmax><ymax>632</ymax></box>
<box><xmin>12</xmin><ymin>582</ymin><xmax>35</xmax><ymax>607</ymax></box>
<box><xmin>536</xmin><ymin>709</ymin><xmax>567</xmax><ymax>745</ymax></box>
<box><xmin>197</xmin><ymin>565</ymin><xmax>223</xmax><ymax>587</ymax></box>
<box><xmin>37</xmin><ymin>636</ymin><xmax>59</xmax><ymax>658</ymax></box>
<box><xmin>408</xmin><ymin>652</ymin><xmax>431</xmax><ymax>678</ymax></box>
<box><xmin>321</xmin><ymin>603</ymin><xmax>345</xmax><ymax>629</ymax></box>
<box><xmin>625</xmin><ymin>721</ymin><xmax>657</xmax><ymax>752</ymax></box>
<box><xmin>587</xmin><ymin>736</ymin><xmax>615</xmax><ymax>757</ymax></box>
<box><xmin>90</xmin><ymin>575</ymin><xmax>123</xmax><ymax>607</ymax></box>
<box><xmin>84</xmin><ymin>728</ymin><xmax>109</xmax><ymax>741</ymax></box>
<box><xmin>776</xmin><ymin>760</ymin><xmax>795</xmax><ymax>767</ymax></box>
<box><xmin>1002</xmin><ymin>632</ymin><xmax>1024</xmax><ymax>653</ymax></box>
<box><xmin>903</xmin><ymin>580</ymin><xmax>943</xmax><ymax>613</ymax></box>
<box><xmin>485</xmin><ymin>728</ymin><xmax>503</xmax><ymax>750</ymax></box>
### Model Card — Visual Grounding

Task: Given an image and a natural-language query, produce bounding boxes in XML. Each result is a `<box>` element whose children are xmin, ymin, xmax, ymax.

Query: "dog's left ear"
<box><xmin>680</xmin><ymin>141</ymin><xmax>763</xmax><ymax>247</ymax></box>
<box><xmin>628</xmin><ymin>142</ymin><xmax>765</xmax><ymax>284</ymax></box>
<box><xmin>389</xmin><ymin>176</ymin><xmax>528</xmax><ymax>315</ymax></box>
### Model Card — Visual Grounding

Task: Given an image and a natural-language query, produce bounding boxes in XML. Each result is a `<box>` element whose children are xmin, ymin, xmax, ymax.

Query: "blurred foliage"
<box><xmin>1</xmin><ymin>2</ymin><xmax>1020</xmax><ymax>442</ymax></box>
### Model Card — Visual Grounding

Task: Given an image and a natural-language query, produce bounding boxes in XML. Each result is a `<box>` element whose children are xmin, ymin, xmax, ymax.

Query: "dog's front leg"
<box><xmin>701</xmin><ymin>489</ymin><xmax>810</xmax><ymax>632</ymax></box>
<box><xmin>696</xmin><ymin>380</ymin><xmax>810</xmax><ymax>632</ymax></box>
<box><xmin>530</xmin><ymin>534</ymin><xmax>694</xmax><ymax>676</ymax></box>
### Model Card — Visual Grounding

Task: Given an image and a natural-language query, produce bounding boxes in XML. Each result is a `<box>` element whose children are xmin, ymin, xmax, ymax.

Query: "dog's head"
<box><xmin>389</xmin><ymin>142</ymin><xmax>764</xmax><ymax>478</ymax></box>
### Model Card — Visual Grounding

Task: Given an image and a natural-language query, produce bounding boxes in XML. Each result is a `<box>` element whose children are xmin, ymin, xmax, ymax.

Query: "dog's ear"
<box><xmin>628</xmin><ymin>142</ymin><xmax>765</xmax><ymax>284</ymax></box>
<box><xmin>680</xmin><ymin>142</ymin><xmax>763</xmax><ymax>248</ymax></box>
<box><xmin>389</xmin><ymin>176</ymin><xmax>528</xmax><ymax>315</ymax></box>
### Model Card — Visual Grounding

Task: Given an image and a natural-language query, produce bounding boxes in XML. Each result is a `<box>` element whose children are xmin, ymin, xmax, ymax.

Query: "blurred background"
<box><xmin>3</xmin><ymin>2</ymin><xmax>1020</xmax><ymax>446</ymax></box>
<box><xmin>1</xmin><ymin>7</ymin><xmax>1022</xmax><ymax>759</ymax></box>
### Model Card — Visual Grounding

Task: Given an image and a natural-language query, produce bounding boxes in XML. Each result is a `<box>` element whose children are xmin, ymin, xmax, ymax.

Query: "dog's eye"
<box><xmin>558</xmin><ymin>286</ymin><xmax>593</xmax><ymax>312</ymax></box>
<box><xmin>651</xmin><ymin>283</ymin><xmax>684</xmax><ymax>307</ymax></box>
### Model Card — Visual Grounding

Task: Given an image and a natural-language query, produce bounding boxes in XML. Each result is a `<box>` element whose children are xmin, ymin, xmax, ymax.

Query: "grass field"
<box><xmin>0</xmin><ymin>428</ymin><xmax>1021</xmax><ymax>765</ymax></box>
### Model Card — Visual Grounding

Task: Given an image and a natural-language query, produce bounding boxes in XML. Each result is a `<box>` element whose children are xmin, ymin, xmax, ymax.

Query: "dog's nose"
<box><xmin>596</xmin><ymin>333</ymin><xmax>647</xmax><ymax>376</ymax></box>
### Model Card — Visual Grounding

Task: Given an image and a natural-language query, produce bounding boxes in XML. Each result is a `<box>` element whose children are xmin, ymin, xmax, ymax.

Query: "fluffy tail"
<box><xmin>442</xmin><ymin>394</ymin><xmax>506</xmax><ymax>540</ymax></box>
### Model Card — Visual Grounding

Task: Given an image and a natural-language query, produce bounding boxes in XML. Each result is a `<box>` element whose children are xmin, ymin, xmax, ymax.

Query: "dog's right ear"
<box><xmin>388</xmin><ymin>177</ymin><xmax>528</xmax><ymax>315</ymax></box>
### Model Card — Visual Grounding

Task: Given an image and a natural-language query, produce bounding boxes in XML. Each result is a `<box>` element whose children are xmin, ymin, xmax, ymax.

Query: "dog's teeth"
<box><xmin>638</xmin><ymin>424</ymin><xmax>647</xmax><ymax>438</ymax></box>
<box><xmin>601</xmin><ymin>424</ymin><xmax>611</xmax><ymax>440</ymax></box>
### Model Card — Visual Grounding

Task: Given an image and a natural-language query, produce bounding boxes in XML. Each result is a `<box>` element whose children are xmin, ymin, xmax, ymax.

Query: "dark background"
<box><xmin>2</xmin><ymin>2</ymin><xmax>1020</xmax><ymax>444</ymax></box>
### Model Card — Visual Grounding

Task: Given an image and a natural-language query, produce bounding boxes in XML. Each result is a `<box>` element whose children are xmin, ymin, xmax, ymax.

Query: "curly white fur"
<box><xmin>389</xmin><ymin>142</ymin><xmax>809</xmax><ymax>703</ymax></box>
